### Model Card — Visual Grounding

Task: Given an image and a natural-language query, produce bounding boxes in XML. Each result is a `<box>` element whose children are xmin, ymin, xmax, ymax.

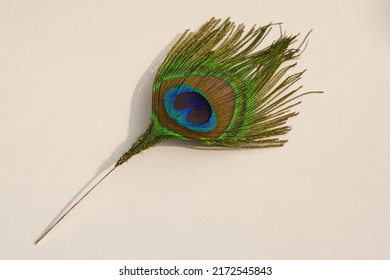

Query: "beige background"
<box><xmin>1</xmin><ymin>0</ymin><xmax>389</xmax><ymax>259</ymax></box>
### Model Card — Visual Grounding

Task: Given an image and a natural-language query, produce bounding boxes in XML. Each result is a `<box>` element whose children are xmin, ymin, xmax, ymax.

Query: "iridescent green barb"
<box><xmin>35</xmin><ymin>18</ymin><xmax>319</xmax><ymax>244</ymax></box>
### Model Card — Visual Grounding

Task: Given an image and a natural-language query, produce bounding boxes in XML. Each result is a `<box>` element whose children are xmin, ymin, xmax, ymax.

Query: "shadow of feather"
<box><xmin>35</xmin><ymin>35</ymin><xmax>189</xmax><ymax>243</ymax></box>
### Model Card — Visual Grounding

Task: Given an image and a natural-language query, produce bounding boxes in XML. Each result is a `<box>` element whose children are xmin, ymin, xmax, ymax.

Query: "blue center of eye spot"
<box><xmin>163</xmin><ymin>84</ymin><xmax>218</xmax><ymax>133</ymax></box>
<box><xmin>173</xmin><ymin>92</ymin><xmax>212</xmax><ymax>124</ymax></box>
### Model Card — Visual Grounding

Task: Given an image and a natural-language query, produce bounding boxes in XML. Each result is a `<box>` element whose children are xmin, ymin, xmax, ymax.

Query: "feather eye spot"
<box><xmin>153</xmin><ymin>75</ymin><xmax>236</xmax><ymax>139</ymax></box>
<box><xmin>163</xmin><ymin>84</ymin><xmax>218</xmax><ymax>133</ymax></box>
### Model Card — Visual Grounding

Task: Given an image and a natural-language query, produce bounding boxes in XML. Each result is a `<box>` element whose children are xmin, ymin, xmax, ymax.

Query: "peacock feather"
<box><xmin>116</xmin><ymin>17</ymin><xmax>315</xmax><ymax>166</ymax></box>
<box><xmin>35</xmin><ymin>17</ymin><xmax>320</xmax><ymax>243</ymax></box>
